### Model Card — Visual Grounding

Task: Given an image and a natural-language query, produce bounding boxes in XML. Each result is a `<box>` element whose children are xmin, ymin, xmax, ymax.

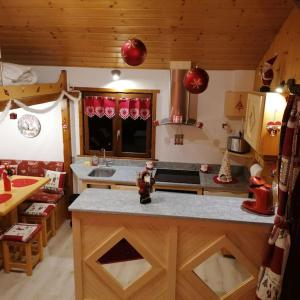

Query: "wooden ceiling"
<box><xmin>0</xmin><ymin>0</ymin><xmax>295</xmax><ymax>70</ymax></box>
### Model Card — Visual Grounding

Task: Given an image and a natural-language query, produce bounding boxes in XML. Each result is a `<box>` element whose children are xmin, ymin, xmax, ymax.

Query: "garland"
<box><xmin>0</xmin><ymin>90</ymin><xmax>81</xmax><ymax>124</ymax></box>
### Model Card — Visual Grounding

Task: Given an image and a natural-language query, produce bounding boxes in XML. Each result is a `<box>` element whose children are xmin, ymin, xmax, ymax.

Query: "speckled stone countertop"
<box><xmin>71</xmin><ymin>158</ymin><xmax>249</xmax><ymax>192</ymax></box>
<box><xmin>69</xmin><ymin>188</ymin><xmax>274</xmax><ymax>225</ymax></box>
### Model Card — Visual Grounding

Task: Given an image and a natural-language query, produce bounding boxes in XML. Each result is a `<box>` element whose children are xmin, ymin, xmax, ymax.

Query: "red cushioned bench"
<box><xmin>0</xmin><ymin>159</ymin><xmax>67</xmax><ymax>230</ymax></box>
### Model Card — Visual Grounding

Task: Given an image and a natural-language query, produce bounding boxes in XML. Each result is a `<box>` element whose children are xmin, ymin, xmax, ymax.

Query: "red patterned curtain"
<box><xmin>119</xmin><ymin>97</ymin><xmax>151</xmax><ymax>120</ymax></box>
<box><xmin>84</xmin><ymin>96</ymin><xmax>116</xmax><ymax>118</ymax></box>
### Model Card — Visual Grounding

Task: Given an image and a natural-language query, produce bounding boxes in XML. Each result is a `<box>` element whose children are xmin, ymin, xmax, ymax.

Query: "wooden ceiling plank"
<box><xmin>0</xmin><ymin>0</ymin><xmax>293</xmax><ymax>9</ymax></box>
<box><xmin>0</xmin><ymin>24</ymin><xmax>286</xmax><ymax>35</ymax></box>
<box><xmin>0</xmin><ymin>15</ymin><xmax>290</xmax><ymax>26</ymax></box>
<box><xmin>0</xmin><ymin>7</ymin><xmax>292</xmax><ymax>19</ymax></box>
<box><xmin>0</xmin><ymin>31</ymin><xmax>280</xmax><ymax>41</ymax></box>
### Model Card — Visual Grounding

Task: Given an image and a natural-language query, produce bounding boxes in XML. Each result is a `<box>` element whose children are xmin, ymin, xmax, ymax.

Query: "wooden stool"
<box><xmin>22</xmin><ymin>203</ymin><xmax>56</xmax><ymax>247</ymax></box>
<box><xmin>2</xmin><ymin>223</ymin><xmax>43</xmax><ymax>276</ymax></box>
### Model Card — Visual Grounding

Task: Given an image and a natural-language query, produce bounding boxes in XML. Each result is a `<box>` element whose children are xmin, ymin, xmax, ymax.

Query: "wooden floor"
<box><xmin>0</xmin><ymin>221</ymin><xmax>75</xmax><ymax>300</ymax></box>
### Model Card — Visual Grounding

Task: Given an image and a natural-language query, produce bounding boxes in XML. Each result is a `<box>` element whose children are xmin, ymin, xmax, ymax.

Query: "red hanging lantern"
<box><xmin>121</xmin><ymin>38</ymin><xmax>147</xmax><ymax>66</ymax></box>
<box><xmin>183</xmin><ymin>66</ymin><xmax>209</xmax><ymax>94</ymax></box>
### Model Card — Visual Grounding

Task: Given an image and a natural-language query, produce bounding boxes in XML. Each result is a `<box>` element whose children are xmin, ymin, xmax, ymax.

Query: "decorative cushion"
<box><xmin>0</xmin><ymin>160</ymin><xmax>64</xmax><ymax>177</ymax></box>
<box><xmin>2</xmin><ymin>223</ymin><xmax>42</xmax><ymax>242</ymax></box>
<box><xmin>43</xmin><ymin>170</ymin><xmax>66</xmax><ymax>194</ymax></box>
<box><xmin>27</xmin><ymin>190</ymin><xmax>63</xmax><ymax>203</ymax></box>
<box><xmin>23</xmin><ymin>203</ymin><xmax>55</xmax><ymax>216</ymax></box>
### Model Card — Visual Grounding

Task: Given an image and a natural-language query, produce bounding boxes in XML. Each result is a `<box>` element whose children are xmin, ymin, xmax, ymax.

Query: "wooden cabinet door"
<box><xmin>244</xmin><ymin>93</ymin><xmax>265</xmax><ymax>152</ymax></box>
<box><xmin>224</xmin><ymin>91</ymin><xmax>248</xmax><ymax>118</ymax></box>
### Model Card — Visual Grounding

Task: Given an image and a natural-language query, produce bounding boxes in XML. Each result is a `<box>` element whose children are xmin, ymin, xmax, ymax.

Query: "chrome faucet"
<box><xmin>100</xmin><ymin>148</ymin><xmax>112</xmax><ymax>167</ymax></box>
<box><xmin>100</xmin><ymin>148</ymin><xmax>107</xmax><ymax>166</ymax></box>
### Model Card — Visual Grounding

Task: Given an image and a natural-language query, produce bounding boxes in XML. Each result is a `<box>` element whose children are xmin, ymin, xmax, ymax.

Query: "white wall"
<box><xmin>1</xmin><ymin>66</ymin><xmax>254</xmax><ymax>164</ymax></box>
<box><xmin>0</xmin><ymin>102</ymin><xmax>64</xmax><ymax>161</ymax></box>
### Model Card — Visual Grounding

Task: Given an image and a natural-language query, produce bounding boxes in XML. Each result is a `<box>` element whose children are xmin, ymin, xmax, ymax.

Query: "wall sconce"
<box><xmin>111</xmin><ymin>69</ymin><xmax>121</xmax><ymax>81</ymax></box>
<box><xmin>266</xmin><ymin>121</ymin><xmax>281</xmax><ymax>136</ymax></box>
<box><xmin>275</xmin><ymin>78</ymin><xmax>300</xmax><ymax>95</ymax></box>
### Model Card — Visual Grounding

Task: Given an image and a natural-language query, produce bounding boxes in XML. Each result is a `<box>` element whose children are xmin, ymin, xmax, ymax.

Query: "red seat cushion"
<box><xmin>23</xmin><ymin>203</ymin><xmax>55</xmax><ymax>216</ymax></box>
<box><xmin>2</xmin><ymin>223</ymin><xmax>42</xmax><ymax>243</ymax></box>
<box><xmin>27</xmin><ymin>190</ymin><xmax>63</xmax><ymax>203</ymax></box>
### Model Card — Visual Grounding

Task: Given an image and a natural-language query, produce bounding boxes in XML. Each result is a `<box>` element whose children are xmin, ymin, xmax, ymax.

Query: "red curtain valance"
<box><xmin>84</xmin><ymin>96</ymin><xmax>116</xmax><ymax>118</ymax></box>
<box><xmin>119</xmin><ymin>97</ymin><xmax>151</xmax><ymax>120</ymax></box>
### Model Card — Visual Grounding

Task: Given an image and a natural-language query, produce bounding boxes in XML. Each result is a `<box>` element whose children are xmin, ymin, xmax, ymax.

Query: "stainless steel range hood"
<box><xmin>159</xmin><ymin>61</ymin><xmax>199</xmax><ymax>126</ymax></box>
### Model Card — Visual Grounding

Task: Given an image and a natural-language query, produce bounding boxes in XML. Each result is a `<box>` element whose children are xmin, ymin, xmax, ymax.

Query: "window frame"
<box><xmin>77</xmin><ymin>87</ymin><xmax>159</xmax><ymax>159</ymax></box>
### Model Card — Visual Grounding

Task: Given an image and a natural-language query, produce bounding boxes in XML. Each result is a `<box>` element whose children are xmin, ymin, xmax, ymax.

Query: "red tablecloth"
<box><xmin>0</xmin><ymin>193</ymin><xmax>12</xmax><ymax>203</ymax></box>
<box><xmin>12</xmin><ymin>178</ymin><xmax>38</xmax><ymax>187</ymax></box>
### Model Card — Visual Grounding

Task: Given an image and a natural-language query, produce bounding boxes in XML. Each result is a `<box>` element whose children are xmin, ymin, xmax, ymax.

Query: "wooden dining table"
<box><xmin>0</xmin><ymin>175</ymin><xmax>50</xmax><ymax>225</ymax></box>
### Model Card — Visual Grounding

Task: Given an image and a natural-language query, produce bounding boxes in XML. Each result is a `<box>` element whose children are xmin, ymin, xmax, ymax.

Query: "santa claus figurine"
<box><xmin>136</xmin><ymin>169</ymin><xmax>155</xmax><ymax>204</ymax></box>
<box><xmin>260</xmin><ymin>55</ymin><xmax>277</xmax><ymax>92</ymax></box>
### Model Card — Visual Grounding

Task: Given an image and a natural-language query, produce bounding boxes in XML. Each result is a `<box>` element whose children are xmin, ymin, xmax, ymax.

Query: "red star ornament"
<box><xmin>121</xmin><ymin>38</ymin><xmax>147</xmax><ymax>66</ymax></box>
<box><xmin>183</xmin><ymin>67</ymin><xmax>209</xmax><ymax>94</ymax></box>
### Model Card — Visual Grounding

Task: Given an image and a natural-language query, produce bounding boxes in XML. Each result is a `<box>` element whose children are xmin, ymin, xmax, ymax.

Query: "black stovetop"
<box><xmin>154</xmin><ymin>168</ymin><xmax>200</xmax><ymax>185</ymax></box>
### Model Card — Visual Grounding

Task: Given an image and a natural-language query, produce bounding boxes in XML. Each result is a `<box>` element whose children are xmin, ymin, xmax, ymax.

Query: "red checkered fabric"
<box><xmin>26</xmin><ymin>189</ymin><xmax>63</xmax><ymax>203</ymax></box>
<box><xmin>2</xmin><ymin>223</ymin><xmax>42</xmax><ymax>243</ymax></box>
<box><xmin>23</xmin><ymin>203</ymin><xmax>55</xmax><ymax>216</ymax></box>
<box><xmin>0</xmin><ymin>160</ymin><xmax>64</xmax><ymax>177</ymax></box>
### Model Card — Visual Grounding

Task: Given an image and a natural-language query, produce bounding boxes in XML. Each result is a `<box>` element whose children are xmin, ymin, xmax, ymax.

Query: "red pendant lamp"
<box><xmin>183</xmin><ymin>66</ymin><xmax>209</xmax><ymax>94</ymax></box>
<box><xmin>121</xmin><ymin>38</ymin><xmax>147</xmax><ymax>66</ymax></box>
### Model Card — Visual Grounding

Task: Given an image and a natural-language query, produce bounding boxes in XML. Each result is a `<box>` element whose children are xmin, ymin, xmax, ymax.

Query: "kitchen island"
<box><xmin>69</xmin><ymin>188</ymin><xmax>273</xmax><ymax>300</ymax></box>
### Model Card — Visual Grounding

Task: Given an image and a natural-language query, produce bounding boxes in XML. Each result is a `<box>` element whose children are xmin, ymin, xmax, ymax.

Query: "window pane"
<box><xmin>88</xmin><ymin>116</ymin><xmax>113</xmax><ymax>151</ymax></box>
<box><xmin>121</xmin><ymin>118</ymin><xmax>147</xmax><ymax>153</ymax></box>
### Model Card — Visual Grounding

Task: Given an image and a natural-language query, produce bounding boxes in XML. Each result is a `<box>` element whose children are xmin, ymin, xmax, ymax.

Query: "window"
<box><xmin>80</xmin><ymin>89</ymin><xmax>157</xmax><ymax>158</ymax></box>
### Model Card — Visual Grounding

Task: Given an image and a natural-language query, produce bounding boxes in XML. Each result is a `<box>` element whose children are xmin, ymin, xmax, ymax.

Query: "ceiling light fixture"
<box><xmin>111</xmin><ymin>69</ymin><xmax>121</xmax><ymax>81</ymax></box>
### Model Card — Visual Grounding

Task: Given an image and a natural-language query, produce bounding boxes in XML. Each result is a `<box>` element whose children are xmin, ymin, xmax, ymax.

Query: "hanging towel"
<box><xmin>256</xmin><ymin>94</ymin><xmax>300</xmax><ymax>300</ymax></box>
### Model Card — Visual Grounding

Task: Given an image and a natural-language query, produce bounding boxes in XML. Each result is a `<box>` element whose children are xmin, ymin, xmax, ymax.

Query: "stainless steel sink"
<box><xmin>88</xmin><ymin>168</ymin><xmax>116</xmax><ymax>177</ymax></box>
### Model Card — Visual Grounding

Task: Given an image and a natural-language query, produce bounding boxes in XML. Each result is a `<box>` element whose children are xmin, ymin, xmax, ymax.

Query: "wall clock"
<box><xmin>18</xmin><ymin>114</ymin><xmax>41</xmax><ymax>138</ymax></box>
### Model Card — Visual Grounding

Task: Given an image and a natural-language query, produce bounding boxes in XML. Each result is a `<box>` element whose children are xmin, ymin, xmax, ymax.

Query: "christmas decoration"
<box><xmin>0</xmin><ymin>90</ymin><xmax>81</xmax><ymax>125</ymax></box>
<box><xmin>121</xmin><ymin>38</ymin><xmax>147</xmax><ymax>66</ymax></box>
<box><xmin>217</xmin><ymin>150</ymin><xmax>232</xmax><ymax>183</ymax></box>
<box><xmin>136</xmin><ymin>165</ymin><xmax>155</xmax><ymax>204</ymax></box>
<box><xmin>260</xmin><ymin>54</ymin><xmax>277</xmax><ymax>92</ymax></box>
<box><xmin>183</xmin><ymin>66</ymin><xmax>209</xmax><ymax>94</ymax></box>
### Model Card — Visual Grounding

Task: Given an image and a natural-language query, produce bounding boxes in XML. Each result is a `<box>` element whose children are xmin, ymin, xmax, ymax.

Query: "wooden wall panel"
<box><xmin>254</xmin><ymin>8</ymin><xmax>300</xmax><ymax>90</ymax></box>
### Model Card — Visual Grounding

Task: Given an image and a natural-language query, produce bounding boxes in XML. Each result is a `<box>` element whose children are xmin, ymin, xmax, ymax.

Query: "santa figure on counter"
<box><xmin>136</xmin><ymin>164</ymin><xmax>155</xmax><ymax>204</ymax></box>
<box><xmin>260</xmin><ymin>54</ymin><xmax>277</xmax><ymax>92</ymax></box>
